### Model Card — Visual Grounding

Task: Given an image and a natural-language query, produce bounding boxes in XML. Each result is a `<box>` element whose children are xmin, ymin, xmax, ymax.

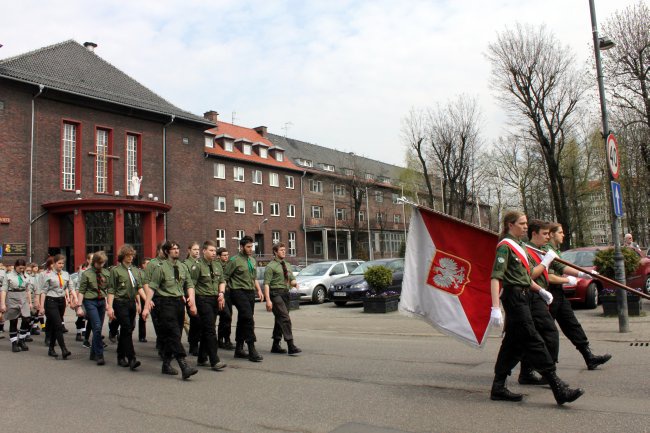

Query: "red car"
<box><xmin>560</xmin><ymin>246</ymin><xmax>650</xmax><ymax>309</ymax></box>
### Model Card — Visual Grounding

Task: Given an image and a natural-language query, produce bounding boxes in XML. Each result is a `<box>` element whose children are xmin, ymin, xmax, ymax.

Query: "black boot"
<box><xmin>223</xmin><ymin>338</ymin><xmax>235</xmax><ymax>351</ymax></box>
<box><xmin>188</xmin><ymin>343</ymin><xmax>199</xmax><ymax>357</ymax></box>
<box><xmin>579</xmin><ymin>346</ymin><xmax>612</xmax><ymax>370</ymax></box>
<box><xmin>542</xmin><ymin>371</ymin><xmax>584</xmax><ymax>405</ymax></box>
<box><xmin>162</xmin><ymin>358</ymin><xmax>179</xmax><ymax>375</ymax></box>
<box><xmin>48</xmin><ymin>348</ymin><xmax>59</xmax><ymax>358</ymax></box>
<box><xmin>247</xmin><ymin>342</ymin><xmax>263</xmax><ymax>362</ymax></box>
<box><xmin>271</xmin><ymin>339</ymin><xmax>287</xmax><ymax>354</ymax></box>
<box><xmin>177</xmin><ymin>357</ymin><xmax>198</xmax><ymax>379</ymax></box>
<box><xmin>490</xmin><ymin>375</ymin><xmax>523</xmax><ymax>402</ymax></box>
<box><xmin>18</xmin><ymin>339</ymin><xmax>29</xmax><ymax>351</ymax></box>
<box><xmin>287</xmin><ymin>340</ymin><xmax>302</xmax><ymax>355</ymax></box>
<box><xmin>12</xmin><ymin>341</ymin><xmax>22</xmax><ymax>352</ymax></box>
<box><xmin>61</xmin><ymin>346</ymin><xmax>71</xmax><ymax>360</ymax></box>
<box><xmin>518</xmin><ymin>367</ymin><xmax>547</xmax><ymax>385</ymax></box>
<box><xmin>129</xmin><ymin>358</ymin><xmax>141</xmax><ymax>371</ymax></box>
<box><xmin>234</xmin><ymin>341</ymin><xmax>249</xmax><ymax>358</ymax></box>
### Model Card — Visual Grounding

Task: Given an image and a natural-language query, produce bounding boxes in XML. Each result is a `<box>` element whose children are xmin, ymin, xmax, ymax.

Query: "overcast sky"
<box><xmin>1</xmin><ymin>0</ymin><xmax>637</xmax><ymax>166</ymax></box>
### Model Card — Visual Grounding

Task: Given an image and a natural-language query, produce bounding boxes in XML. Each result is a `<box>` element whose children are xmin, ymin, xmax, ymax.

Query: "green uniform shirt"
<box><xmin>263</xmin><ymin>258</ymin><xmax>295</xmax><ymax>291</ymax></box>
<box><xmin>184</xmin><ymin>257</ymin><xmax>200</xmax><ymax>278</ymax></box>
<box><xmin>542</xmin><ymin>243</ymin><xmax>566</xmax><ymax>275</ymax></box>
<box><xmin>78</xmin><ymin>267</ymin><xmax>111</xmax><ymax>300</ymax></box>
<box><xmin>491</xmin><ymin>234</ymin><xmax>533</xmax><ymax>287</ymax></box>
<box><xmin>108</xmin><ymin>263</ymin><xmax>143</xmax><ymax>300</ymax></box>
<box><xmin>191</xmin><ymin>257</ymin><xmax>225</xmax><ymax>297</ymax></box>
<box><xmin>148</xmin><ymin>259</ymin><xmax>194</xmax><ymax>297</ymax></box>
<box><xmin>224</xmin><ymin>252</ymin><xmax>257</xmax><ymax>290</ymax></box>
<box><xmin>143</xmin><ymin>257</ymin><xmax>163</xmax><ymax>286</ymax></box>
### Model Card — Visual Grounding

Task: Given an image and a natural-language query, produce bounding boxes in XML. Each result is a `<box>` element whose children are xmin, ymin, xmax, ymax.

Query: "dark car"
<box><xmin>328</xmin><ymin>258</ymin><xmax>404</xmax><ymax>307</ymax></box>
<box><xmin>561</xmin><ymin>246</ymin><xmax>650</xmax><ymax>308</ymax></box>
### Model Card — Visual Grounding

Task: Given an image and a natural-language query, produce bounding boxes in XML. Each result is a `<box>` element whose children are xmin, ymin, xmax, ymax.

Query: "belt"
<box><xmin>9</xmin><ymin>289</ymin><xmax>26</xmax><ymax>292</ymax></box>
<box><xmin>113</xmin><ymin>297</ymin><xmax>134</xmax><ymax>303</ymax></box>
<box><xmin>504</xmin><ymin>285</ymin><xmax>529</xmax><ymax>294</ymax></box>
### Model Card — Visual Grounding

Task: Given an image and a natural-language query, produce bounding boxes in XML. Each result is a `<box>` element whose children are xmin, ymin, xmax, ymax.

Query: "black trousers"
<box><xmin>548</xmin><ymin>284</ymin><xmax>589</xmax><ymax>350</ymax></box>
<box><xmin>109</xmin><ymin>317</ymin><xmax>120</xmax><ymax>336</ymax></box>
<box><xmin>270</xmin><ymin>291</ymin><xmax>293</xmax><ymax>341</ymax></box>
<box><xmin>154</xmin><ymin>296</ymin><xmax>186</xmax><ymax>359</ymax></box>
<box><xmin>138</xmin><ymin>297</ymin><xmax>147</xmax><ymax>340</ymax></box>
<box><xmin>230</xmin><ymin>290</ymin><xmax>256</xmax><ymax>344</ymax></box>
<box><xmin>113</xmin><ymin>299</ymin><xmax>137</xmax><ymax>361</ymax></box>
<box><xmin>494</xmin><ymin>286</ymin><xmax>555</xmax><ymax>377</ymax></box>
<box><xmin>187</xmin><ymin>306</ymin><xmax>200</xmax><ymax>347</ymax></box>
<box><xmin>196</xmin><ymin>295</ymin><xmax>219</xmax><ymax>364</ymax></box>
<box><xmin>217</xmin><ymin>290</ymin><xmax>232</xmax><ymax>341</ymax></box>
<box><xmin>44</xmin><ymin>296</ymin><xmax>66</xmax><ymax>350</ymax></box>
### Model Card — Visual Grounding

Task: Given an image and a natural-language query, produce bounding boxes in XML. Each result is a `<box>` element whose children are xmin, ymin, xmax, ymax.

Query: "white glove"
<box><xmin>489</xmin><ymin>307</ymin><xmax>503</xmax><ymax>327</ymax></box>
<box><xmin>566</xmin><ymin>276</ymin><xmax>578</xmax><ymax>286</ymax></box>
<box><xmin>538</xmin><ymin>289</ymin><xmax>554</xmax><ymax>305</ymax></box>
<box><xmin>540</xmin><ymin>249</ymin><xmax>558</xmax><ymax>269</ymax></box>
<box><xmin>577</xmin><ymin>271</ymin><xmax>592</xmax><ymax>280</ymax></box>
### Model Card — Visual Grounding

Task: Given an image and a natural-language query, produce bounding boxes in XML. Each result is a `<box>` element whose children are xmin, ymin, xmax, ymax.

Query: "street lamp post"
<box><xmin>589</xmin><ymin>0</ymin><xmax>628</xmax><ymax>332</ymax></box>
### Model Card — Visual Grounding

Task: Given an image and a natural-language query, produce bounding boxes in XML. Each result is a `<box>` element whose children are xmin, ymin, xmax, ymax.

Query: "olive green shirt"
<box><xmin>263</xmin><ymin>258</ymin><xmax>295</xmax><ymax>291</ymax></box>
<box><xmin>108</xmin><ymin>263</ymin><xmax>143</xmax><ymax>300</ymax></box>
<box><xmin>148</xmin><ymin>259</ymin><xmax>194</xmax><ymax>297</ymax></box>
<box><xmin>143</xmin><ymin>257</ymin><xmax>163</xmax><ymax>286</ymax></box>
<box><xmin>78</xmin><ymin>267</ymin><xmax>111</xmax><ymax>300</ymax></box>
<box><xmin>191</xmin><ymin>257</ymin><xmax>225</xmax><ymax>297</ymax></box>
<box><xmin>491</xmin><ymin>234</ymin><xmax>533</xmax><ymax>287</ymax></box>
<box><xmin>224</xmin><ymin>253</ymin><xmax>256</xmax><ymax>290</ymax></box>
<box><xmin>542</xmin><ymin>243</ymin><xmax>566</xmax><ymax>275</ymax></box>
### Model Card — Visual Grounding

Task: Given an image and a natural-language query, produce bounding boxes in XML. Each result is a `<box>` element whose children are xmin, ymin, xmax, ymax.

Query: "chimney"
<box><xmin>83</xmin><ymin>42</ymin><xmax>98</xmax><ymax>52</ymax></box>
<box><xmin>204</xmin><ymin>110</ymin><xmax>219</xmax><ymax>123</ymax></box>
<box><xmin>254</xmin><ymin>126</ymin><xmax>268</xmax><ymax>138</ymax></box>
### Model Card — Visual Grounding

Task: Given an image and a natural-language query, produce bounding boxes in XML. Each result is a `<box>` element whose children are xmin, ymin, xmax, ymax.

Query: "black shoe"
<box><xmin>109</xmin><ymin>334</ymin><xmax>117</xmax><ymax>343</ymax></box>
<box><xmin>129</xmin><ymin>359</ymin><xmax>141</xmax><ymax>371</ymax></box>
<box><xmin>118</xmin><ymin>358</ymin><xmax>130</xmax><ymax>367</ymax></box>
<box><xmin>162</xmin><ymin>360</ymin><xmax>179</xmax><ymax>376</ymax></box>
<box><xmin>96</xmin><ymin>356</ymin><xmax>106</xmax><ymax>366</ymax></box>
<box><xmin>287</xmin><ymin>340</ymin><xmax>301</xmax><ymax>356</ymax></box>
<box><xmin>223</xmin><ymin>339</ymin><xmax>235</xmax><ymax>351</ymax></box>
<box><xmin>247</xmin><ymin>343</ymin><xmax>263</xmax><ymax>362</ymax></box>
<box><xmin>580</xmin><ymin>347</ymin><xmax>612</xmax><ymax>370</ymax></box>
<box><xmin>518</xmin><ymin>371</ymin><xmax>547</xmax><ymax>386</ymax></box>
<box><xmin>271</xmin><ymin>341</ymin><xmax>287</xmax><ymax>354</ymax></box>
<box><xmin>18</xmin><ymin>340</ymin><xmax>29</xmax><ymax>351</ymax></box>
<box><xmin>48</xmin><ymin>348</ymin><xmax>59</xmax><ymax>358</ymax></box>
<box><xmin>543</xmin><ymin>371</ymin><xmax>585</xmax><ymax>405</ymax></box>
<box><xmin>177</xmin><ymin>357</ymin><xmax>198</xmax><ymax>379</ymax></box>
<box><xmin>234</xmin><ymin>342</ymin><xmax>249</xmax><ymax>359</ymax></box>
<box><xmin>75</xmin><ymin>334</ymin><xmax>83</xmax><ymax>342</ymax></box>
<box><xmin>139</xmin><ymin>337</ymin><xmax>147</xmax><ymax>343</ymax></box>
<box><xmin>61</xmin><ymin>349</ymin><xmax>71</xmax><ymax>360</ymax></box>
<box><xmin>211</xmin><ymin>361</ymin><xmax>227</xmax><ymax>371</ymax></box>
<box><xmin>82</xmin><ymin>340</ymin><xmax>91</xmax><ymax>349</ymax></box>
<box><xmin>90</xmin><ymin>352</ymin><xmax>96</xmax><ymax>361</ymax></box>
<box><xmin>490</xmin><ymin>381</ymin><xmax>523</xmax><ymax>402</ymax></box>
<box><xmin>12</xmin><ymin>342</ymin><xmax>22</xmax><ymax>352</ymax></box>
<box><xmin>62</xmin><ymin>326</ymin><xmax>69</xmax><ymax>334</ymax></box>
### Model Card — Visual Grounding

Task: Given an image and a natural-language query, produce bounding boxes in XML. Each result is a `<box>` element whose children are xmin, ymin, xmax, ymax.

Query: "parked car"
<box><xmin>328</xmin><ymin>258</ymin><xmax>405</xmax><ymax>307</ymax></box>
<box><xmin>561</xmin><ymin>246</ymin><xmax>650</xmax><ymax>308</ymax></box>
<box><xmin>295</xmin><ymin>260</ymin><xmax>363</xmax><ymax>304</ymax></box>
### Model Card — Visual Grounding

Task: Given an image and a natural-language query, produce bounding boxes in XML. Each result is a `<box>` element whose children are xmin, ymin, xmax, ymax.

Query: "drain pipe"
<box><xmin>162</xmin><ymin>114</ymin><xmax>175</xmax><ymax>237</ymax></box>
<box><xmin>300</xmin><ymin>170</ymin><xmax>307</xmax><ymax>265</ymax></box>
<box><xmin>29</xmin><ymin>84</ymin><xmax>45</xmax><ymax>262</ymax></box>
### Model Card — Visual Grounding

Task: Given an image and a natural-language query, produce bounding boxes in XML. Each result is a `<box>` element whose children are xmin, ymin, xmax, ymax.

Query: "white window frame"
<box><xmin>213</xmin><ymin>163</ymin><xmax>225</xmax><ymax>179</ymax></box>
<box><xmin>335</xmin><ymin>185</ymin><xmax>346</xmax><ymax>196</ymax></box>
<box><xmin>287</xmin><ymin>204</ymin><xmax>296</xmax><ymax>218</ymax></box>
<box><xmin>359</xmin><ymin>211</ymin><xmax>365</xmax><ymax>222</ymax></box>
<box><xmin>275</xmin><ymin>151</ymin><xmax>283</xmax><ymax>162</ymax></box>
<box><xmin>272</xmin><ymin>231</ymin><xmax>281</xmax><ymax>245</ymax></box>
<box><xmin>236</xmin><ymin>229</ymin><xmax>245</xmax><ymax>240</ymax></box>
<box><xmin>253</xmin><ymin>200</ymin><xmax>263</xmax><ymax>215</ymax></box>
<box><xmin>216</xmin><ymin>229</ymin><xmax>226</xmax><ymax>248</ymax></box>
<box><xmin>270</xmin><ymin>202</ymin><xmax>280</xmax><ymax>216</ymax></box>
<box><xmin>392</xmin><ymin>193</ymin><xmax>400</xmax><ymax>204</ymax></box>
<box><xmin>311</xmin><ymin>206</ymin><xmax>323</xmax><ymax>219</ymax></box>
<box><xmin>336</xmin><ymin>208</ymin><xmax>347</xmax><ymax>221</ymax></box>
<box><xmin>365</xmin><ymin>173</ymin><xmax>374</xmax><ymax>181</ymax></box>
<box><xmin>259</xmin><ymin>147</ymin><xmax>268</xmax><ymax>158</ymax></box>
<box><xmin>224</xmin><ymin>140</ymin><xmax>234</xmax><ymax>152</ymax></box>
<box><xmin>269</xmin><ymin>172</ymin><xmax>279</xmax><ymax>187</ymax></box>
<box><xmin>375</xmin><ymin>191</ymin><xmax>383</xmax><ymax>203</ymax></box>
<box><xmin>126</xmin><ymin>134</ymin><xmax>138</xmax><ymax>188</ymax></box>
<box><xmin>234</xmin><ymin>166</ymin><xmax>245</xmax><ymax>182</ymax></box>
<box><xmin>205</xmin><ymin>136</ymin><xmax>214</xmax><ymax>148</ymax></box>
<box><xmin>214</xmin><ymin>196</ymin><xmax>226</xmax><ymax>212</ymax></box>
<box><xmin>288</xmin><ymin>232</ymin><xmax>296</xmax><ymax>255</ymax></box>
<box><xmin>285</xmin><ymin>175</ymin><xmax>294</xmax><ymax>189</ymax></box>
<box><xmin>393</xmin><ymin>214</ymin><xmax>401</xmax><ymax>223</ymax></box>
<box><xmin>252</xmin><ymin>169</ymin><xmax>263</xmax><ymax>185</ymax></box>
<box><xmin>309</xmin><ymin>179</ymin><xmax>323</xmax><ymax>193</ymax></box>
<box><xmin>234</xmin><ymin>198</ymin><xmax>246</xmax><ymax>214</ymax></box>
<box><xmin>95</xmin><ymin>129</ymin><xmax>108</xmax><ymax>194</ymax></box>
<box><xmin>243</xmin><ymin>143</ymin><xmax>252</xmax><ymax>155</ymax></box>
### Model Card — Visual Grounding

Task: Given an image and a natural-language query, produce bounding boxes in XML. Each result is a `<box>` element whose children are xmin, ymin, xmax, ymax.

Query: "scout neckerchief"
<box><xmin>17</xmin><ymin>272</ymin><xmax>24</xmax><ymax>288</ymax></box>
<box><xmin>525</xmin><ymin>244</ymin><xmax>549</xmax><ymax>283</ymax></box>
<box><xmin>246</xmin><ymin>257</ymin><xmax>255</xmax><ymax>278</ymax></box>
<box><xmin>279</xmin><ymin>259</ymin><xmax>289</xmax><ymax>286</ymax></box>
<box><xmin>95</xmin><ymin>268</ymin><xmax>106</xmax><ymax>299</ymax></box>
<box><xmin>497</xmin><ymin>238</ymin><xmax>530</xmax><ymax>274</ymax></box>
<box><xmin>57</xmin><ymin>272</ymin><xmax>64</xmax><ymax>289</ymax></box>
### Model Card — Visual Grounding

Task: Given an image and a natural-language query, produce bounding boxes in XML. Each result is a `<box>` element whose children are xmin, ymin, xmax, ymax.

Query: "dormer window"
<box><xmin>365</xmin><ymin>173</ymin><xmax>374</xmax><ymax>181</ymax></box>
<box><xmin>204</xmin><ymin>136</ymin><xmax>214</xmax><ymax>148</ymax></box>
<box><xmin>243</xmin><ymin>144</ymin><xmax>252</xmax><ymax>155</ymax></box>
<box><xmin>275</xmin><ymin>151</ymin><xmax>284</xmax><ymax>162</ymax></box>
<box><xmin>297</xmin><ymin>158</ymin><xmax>313</xmax><ymax>167</ymax></box>
<box><xmin>224</xmin><ymin>140</ymin><xmax>233</xmax><ymax>152</ymax></box>
<box><xmin>260</xmin><ymin>147</ymin><xmax>268</xmax><ymax>158</ymax></box>
<box><xmin>343</xmin><ymin>168</ymin><xmax>354</xmax><ymax>176</ymax></box>
<box><xmin>321</xmin><ymin>163</ymin><xmax>335</xmax><ymax>172</ymax></box>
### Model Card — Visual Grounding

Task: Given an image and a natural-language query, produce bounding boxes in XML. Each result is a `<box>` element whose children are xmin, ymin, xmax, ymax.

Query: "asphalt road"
<box><xmin>1</xmin><ymin>300</ymin><xmax>649</xmax><ymax>433</ymax></box>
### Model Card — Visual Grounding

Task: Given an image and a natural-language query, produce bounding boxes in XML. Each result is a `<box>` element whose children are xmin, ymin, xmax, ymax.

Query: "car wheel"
<box><xmin>645</xmin><ymin>276</ymin><xmax>650</xmax><ymax>295</ymax></box>
<box><xmin>334</xmin><ymin>301</ymin><xmax>347</xmax><ymax>307</ymax></box>
<box><xmin>584</xmin><ymin>282</ymin><xmax>598</xmax><ymax>309</ymax></box>
<box><xmin>312</xmin><ymin>286</ymin><xmax>326</xmax><ymax>304</ymax></box>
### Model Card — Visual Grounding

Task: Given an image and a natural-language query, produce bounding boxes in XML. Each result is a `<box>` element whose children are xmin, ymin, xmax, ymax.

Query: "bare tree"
<box><xmin>487</xmin><ymin>23</ymin><xmax>587</xmax><ymax>248</ymax></box>
<box><xmin>400</xmin><ymin>108</ymin><xmax>436</xmax><ymax>208</ymax></box>
<box><xmin>601</xmin><ymin>1</ymin><xmax>650</xmax><ymax>175</ymax></box>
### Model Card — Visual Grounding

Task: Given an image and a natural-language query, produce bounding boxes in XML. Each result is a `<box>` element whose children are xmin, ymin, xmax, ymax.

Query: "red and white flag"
<box><xmin>399</xmin><ymin>205</ymin><xmax>498</xmax><ymax>348</ymax></box>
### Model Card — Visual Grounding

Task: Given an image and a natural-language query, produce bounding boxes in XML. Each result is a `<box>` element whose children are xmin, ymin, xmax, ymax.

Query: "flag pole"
<box><xmin>527</xmin><ymin>245</ymin><xmax>650</xmax><ymax>301</ymax></box>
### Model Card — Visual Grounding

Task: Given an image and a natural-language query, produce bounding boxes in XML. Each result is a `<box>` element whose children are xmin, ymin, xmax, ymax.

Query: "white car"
<box><xmin>296</xmin><ymin>261</ymin><xmax>363</xmax><ymax>304</ymax></box>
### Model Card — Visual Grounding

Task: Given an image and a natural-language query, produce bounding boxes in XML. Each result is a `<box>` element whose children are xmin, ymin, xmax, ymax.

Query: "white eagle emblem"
<box><xmin>432</xmin><ymin>258</ymin><xmax>467</xmax><ymax>292</ymax></box>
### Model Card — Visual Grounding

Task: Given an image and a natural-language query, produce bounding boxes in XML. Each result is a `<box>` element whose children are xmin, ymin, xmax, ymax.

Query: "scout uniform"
<box><xmin>217</xmin><ymin>259</ymin><xmax>234</xmax><ymax>350</ymax></box>
<box><xmin>136</xmin><ymin>266</ymin><xmax>148</xmax><ymax>342</ymax></box>
<box><xmin>40</xmin><ymin>268</ymin><xmax>71</xmax><ymax>358</ymax></box>
<box><xmin>79</xmin><ymin>266</ymin><xmax>110</xmax><ymax>362</ymax></box>
<box><xmin>223</xmin><ymin>252</ymin><xmax>263</xmax><ymax>361</ymax></box>
<box><xmin>190</xmin><ymin>257</ymin><xmax>226</xmax><ymax>369</ymax></box>
<box><xmin>108</xmin><ymin>263</ymin><xmax>142</xmax><ymax>368</ymax></box>
<box><xmin>1</xmin><ymin>270</ymin><xmax>32</xmax><ymax>351</ymax></box>
<box><xmin>148</xmin><ymin>258</ymin><xmax>197</xmax><ymax>378</ymax></box>
<box><xmin>144</xmin><ymin>257</ymin><xmax>164</xmax><ymax>349</ymax></box>
<box><xmin>264</xmin><ymin>258</ymin><xmax>301</xmax><ymax>355</ymax></box>
<box><xmin>183</xmin><ymin>257</ymin><xmax>201</xmax><ymax>355</ymax></box>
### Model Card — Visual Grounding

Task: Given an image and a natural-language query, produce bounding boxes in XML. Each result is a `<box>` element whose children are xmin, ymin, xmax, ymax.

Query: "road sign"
<box><xmin>611</xmin><ymin>181</ymin><xmax>624</xmax><ymax>217</ymax></box>
<box><xmin>607</xmin><ymin>133</ymin><xmax>620</xmax><ymax>179</ymax></box>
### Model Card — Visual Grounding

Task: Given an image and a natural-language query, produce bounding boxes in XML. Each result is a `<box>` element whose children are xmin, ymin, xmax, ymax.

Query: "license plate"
<box><xmin>333</xmin><ymin>292</ymin><xmax>347</xmax><ymax>297</ymax></box>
